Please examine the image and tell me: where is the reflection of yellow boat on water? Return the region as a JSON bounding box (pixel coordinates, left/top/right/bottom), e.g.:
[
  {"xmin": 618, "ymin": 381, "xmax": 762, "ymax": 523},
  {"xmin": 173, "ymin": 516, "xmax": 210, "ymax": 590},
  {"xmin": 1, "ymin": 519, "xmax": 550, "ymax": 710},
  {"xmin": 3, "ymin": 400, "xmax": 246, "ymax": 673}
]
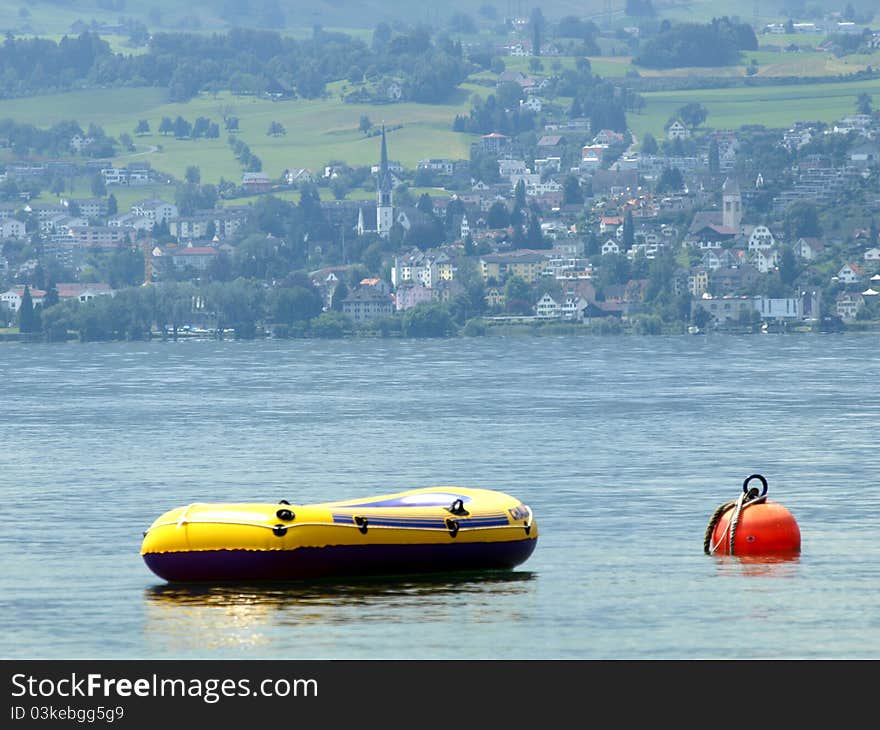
[{"xmin": 142, "ymin": 486, "xmax": 538, "ymax": 583}]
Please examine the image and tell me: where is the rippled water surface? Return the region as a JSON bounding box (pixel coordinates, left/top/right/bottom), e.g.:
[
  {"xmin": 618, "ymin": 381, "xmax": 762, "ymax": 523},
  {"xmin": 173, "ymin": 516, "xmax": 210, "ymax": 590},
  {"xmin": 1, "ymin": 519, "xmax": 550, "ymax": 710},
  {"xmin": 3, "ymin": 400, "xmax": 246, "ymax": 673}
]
[{"xmin": 1, "ymin": 334, "xmax": 878, "ymax": 659}]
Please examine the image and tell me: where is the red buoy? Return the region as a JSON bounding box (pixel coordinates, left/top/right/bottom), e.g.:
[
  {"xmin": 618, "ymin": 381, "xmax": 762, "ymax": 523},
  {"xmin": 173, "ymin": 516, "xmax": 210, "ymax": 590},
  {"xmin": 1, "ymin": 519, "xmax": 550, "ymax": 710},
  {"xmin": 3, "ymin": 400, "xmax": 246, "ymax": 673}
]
[{"xmin": 704, "ymin": 474, "xmax": 801, "ymax": 557}]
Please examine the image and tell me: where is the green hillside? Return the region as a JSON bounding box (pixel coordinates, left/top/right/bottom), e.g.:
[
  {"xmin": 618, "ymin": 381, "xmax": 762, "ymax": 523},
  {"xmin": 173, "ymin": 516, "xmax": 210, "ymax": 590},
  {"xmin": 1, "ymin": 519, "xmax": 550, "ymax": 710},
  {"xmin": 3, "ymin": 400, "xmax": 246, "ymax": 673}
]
[
  {"xmin": 0, "ymin": 84, "xmax": 481, "ymax": 185},
  {"xmin": 0, "ymin": 0, "xmax": 611, "ymax": 36}
]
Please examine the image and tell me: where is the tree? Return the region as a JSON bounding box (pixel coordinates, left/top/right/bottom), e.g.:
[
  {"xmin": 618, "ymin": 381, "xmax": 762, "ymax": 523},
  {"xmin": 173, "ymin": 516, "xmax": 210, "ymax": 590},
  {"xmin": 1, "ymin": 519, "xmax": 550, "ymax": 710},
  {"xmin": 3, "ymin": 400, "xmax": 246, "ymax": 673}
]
[
  {"xmin": 173, "ymin": 116, "xmax": 192, "ymax": 138},
  {"xmin": 107, "ymin": 193, "xmax": 118, "ymax": 216},
  {"xmin": 17, "ymin": 285, "xmax": 39, "ymax": 333},
  {"xmin": 487, "ymin": 200, "xmax": 509, "ymax": 229},
  {"xmin": 331, "ymin": 279, "xmax": 348, "ymax": 311},
  {"xmin": 622, "ymin": 209, "xmax": 635, "ymax": 247},
  {"xmin": 504, "ymin": 275, "xmax": 532, "ymax": 314},
  {"xmin": 641, "ymin": 132, "xmax": 658, "ymax": 154},
  {"xmin": 267, "ymin": 121, "xmax": 286, "ymax": 136},
  {"xmin": 785, "ymin": 201, "xmax": 822, "ymax": 239},
  {"xmin": 678, "ymin": 102, "xmax": 708, "ymax": 130},
  {"xmin": 563, "ymin": 174, "xmax": 583, "ymax": 205},
  {"xmin": 527, "ymin": 214, "xmax": 546, "ymax": 248},
  {"xmin": 329, "ymin": 176, "xmax": 349, "ymax": 200},
  {"xmin": 44, "ymin": 282, "xmax": 59, "ymax": 308},
  {"xmin": 359, "ymin": 115, "xmax": 372, "ymax": 135},
  {"xmin": 857, "ymin": 93, "xmax": 873, "ymax": 115},
  {"xmin": 185, "ymin": 166, "xmax": 201, "ymax": 185},
  {"xmin": 191, "ymin": 116, "xmax": 211, "ymax": 138},
  {"xmin": 530, "ymin": 7, "xmax": 545, "ymax": 56},
  {"xmin": 778, "ymin": 245, "xmax": 799, "ymax": 288},
  {"xmin": 708, "ymin": 139, "xmax": 720, "ymax": 174},
  {"xmin": 135, "ymin": 119, "xmax": 150, "ymax": 135},
  {"xmin": 655, "ymin": 166, "xmax": 684, "ymax": 193},
  {"xmin": 402, "ymin": 303, "xmax": 456, "ymax": 337},
  {"xmin": 90, "ymin": 172, "xmax": 106, "ymax": 197},
  {"xmin": 372, "ymin": 21, "xmax": 392, "ymax": 52},
  {"xmin": 417, "ymin": 193, "xmax": 434, "ymax": 216},
  {"xmin": 270, "ymin": 286, "xmax": 323, "ymax": 325},
  {"xmin": 158, "ymin": 116, "xmax": 173, "ymax": 136},
  {"xmin": 514, "ymin": 179, "xmax": 527, "ymax": 210}
]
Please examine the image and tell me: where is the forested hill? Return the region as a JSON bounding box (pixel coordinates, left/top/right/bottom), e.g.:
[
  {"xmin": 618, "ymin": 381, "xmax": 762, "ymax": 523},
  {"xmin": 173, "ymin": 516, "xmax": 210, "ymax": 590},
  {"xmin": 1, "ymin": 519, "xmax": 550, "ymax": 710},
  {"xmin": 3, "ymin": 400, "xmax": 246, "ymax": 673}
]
[{"xmin": 0, "ymin": 27, "xmax": 470, "ymax": 102}]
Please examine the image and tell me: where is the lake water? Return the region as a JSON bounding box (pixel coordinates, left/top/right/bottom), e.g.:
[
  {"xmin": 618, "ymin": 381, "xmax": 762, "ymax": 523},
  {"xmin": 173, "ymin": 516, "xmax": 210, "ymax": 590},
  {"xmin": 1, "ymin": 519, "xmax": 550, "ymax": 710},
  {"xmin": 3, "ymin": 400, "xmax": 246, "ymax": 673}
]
[{"xmin": 1, "ymin": 333, "xmax": 878, "ymax": 660}]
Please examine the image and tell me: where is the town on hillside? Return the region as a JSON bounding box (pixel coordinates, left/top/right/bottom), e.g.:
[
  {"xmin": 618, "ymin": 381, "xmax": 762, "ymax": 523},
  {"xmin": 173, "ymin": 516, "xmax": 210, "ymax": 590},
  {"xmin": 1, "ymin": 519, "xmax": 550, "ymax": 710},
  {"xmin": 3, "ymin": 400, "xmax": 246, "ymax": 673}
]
[{"xmin": 3, "ymin": 6, "xmax": 880, "ymax": 340}]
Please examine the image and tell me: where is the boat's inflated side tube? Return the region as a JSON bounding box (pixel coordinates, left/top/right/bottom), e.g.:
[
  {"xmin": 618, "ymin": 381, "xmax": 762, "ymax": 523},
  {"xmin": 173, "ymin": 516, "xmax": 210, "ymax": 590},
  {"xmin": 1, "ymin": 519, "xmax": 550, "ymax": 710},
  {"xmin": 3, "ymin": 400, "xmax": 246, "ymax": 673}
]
[{"xmin": 141, "ymin": 486, "xmax": 538, "ymax": 582}]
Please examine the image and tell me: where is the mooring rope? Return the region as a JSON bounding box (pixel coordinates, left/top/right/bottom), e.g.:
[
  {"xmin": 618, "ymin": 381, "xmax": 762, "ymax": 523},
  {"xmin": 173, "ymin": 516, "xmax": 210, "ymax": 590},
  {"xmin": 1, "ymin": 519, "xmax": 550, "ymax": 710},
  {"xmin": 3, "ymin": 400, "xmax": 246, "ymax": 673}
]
[{"xmin": 703, "ymin": 486, "xmax": 768, "ymax": 555}]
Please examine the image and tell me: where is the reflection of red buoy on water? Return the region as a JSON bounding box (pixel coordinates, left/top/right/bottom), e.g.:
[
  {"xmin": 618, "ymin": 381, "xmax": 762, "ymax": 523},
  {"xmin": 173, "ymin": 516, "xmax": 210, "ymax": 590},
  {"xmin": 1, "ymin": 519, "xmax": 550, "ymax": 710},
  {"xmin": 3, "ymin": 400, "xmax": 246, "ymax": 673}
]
[{"xmin": 703, "ymin": 474, "xmax": 801, "ymax": 557}]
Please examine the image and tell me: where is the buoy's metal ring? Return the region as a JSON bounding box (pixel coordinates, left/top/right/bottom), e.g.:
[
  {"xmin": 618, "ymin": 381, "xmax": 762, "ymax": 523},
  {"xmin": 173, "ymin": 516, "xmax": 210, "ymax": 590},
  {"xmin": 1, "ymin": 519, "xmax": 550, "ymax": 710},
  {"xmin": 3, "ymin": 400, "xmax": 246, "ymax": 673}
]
[{"xmin": 742, "ymin": 473, "xmax": 768, "ymax": 497}]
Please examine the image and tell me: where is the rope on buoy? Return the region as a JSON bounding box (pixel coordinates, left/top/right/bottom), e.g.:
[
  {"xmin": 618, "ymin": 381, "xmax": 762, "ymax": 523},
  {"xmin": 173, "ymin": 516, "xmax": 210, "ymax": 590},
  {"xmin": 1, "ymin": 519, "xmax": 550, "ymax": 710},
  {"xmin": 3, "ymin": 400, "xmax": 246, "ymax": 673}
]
[{"xmin": 703, "ymin": 474, "xmax": 769, "ymax": 555}]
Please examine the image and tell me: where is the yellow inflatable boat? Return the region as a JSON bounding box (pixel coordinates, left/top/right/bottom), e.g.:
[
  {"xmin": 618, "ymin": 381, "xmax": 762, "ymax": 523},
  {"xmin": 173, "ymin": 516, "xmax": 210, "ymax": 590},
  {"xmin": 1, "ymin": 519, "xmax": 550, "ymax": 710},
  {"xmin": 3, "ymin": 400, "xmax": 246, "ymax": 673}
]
[{"xmin": 141, "ymin": 486, "xmax": 538, "ymax": 582}]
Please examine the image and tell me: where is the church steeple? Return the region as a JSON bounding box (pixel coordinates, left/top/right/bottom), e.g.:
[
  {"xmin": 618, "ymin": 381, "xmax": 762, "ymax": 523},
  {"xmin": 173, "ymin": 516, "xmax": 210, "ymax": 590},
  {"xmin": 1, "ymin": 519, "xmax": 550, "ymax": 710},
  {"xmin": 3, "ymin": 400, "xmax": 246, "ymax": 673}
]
[
  {"xmin": 722, "ymin": 176, "xmax": 742, "ymax": 231},
  {"xmin": 379, "ymin": 124, "xmax": 389, "ymax": 176},
  {"xmin": 376, "ymin": 123, "xmax": 393, "ymax": 238}
]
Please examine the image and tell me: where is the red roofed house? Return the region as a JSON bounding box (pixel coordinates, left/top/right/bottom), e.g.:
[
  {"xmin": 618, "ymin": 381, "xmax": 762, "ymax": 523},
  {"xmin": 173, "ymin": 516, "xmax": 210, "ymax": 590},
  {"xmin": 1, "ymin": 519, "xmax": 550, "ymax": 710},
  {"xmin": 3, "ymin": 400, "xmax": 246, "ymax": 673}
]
[
  {"xmin": 836, "ymin": 263, "xmax": 863, "ymax": 284},
  {"xmin": 599, "ymin": 216, "xmax": 623, "ymax": 235},
  {"xmin": 56, "ymin": 282, "xmax": 113, "ymax": 303},
  {"xmin": 1, "ymin": 286, "xmax": 46, "ymax": 312},
  {"xmin": 170, "ymin": 245, "xmax": 219, "ymax": 271}
]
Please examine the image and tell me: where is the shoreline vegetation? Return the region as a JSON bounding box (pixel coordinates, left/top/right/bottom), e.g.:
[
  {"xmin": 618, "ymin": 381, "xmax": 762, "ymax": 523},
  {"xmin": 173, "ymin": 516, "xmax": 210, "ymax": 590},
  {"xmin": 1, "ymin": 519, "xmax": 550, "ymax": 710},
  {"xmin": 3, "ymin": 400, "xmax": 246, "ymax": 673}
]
[{"xmin": 3, "ymin": 316, "xmax": 878, "ymax": 343}]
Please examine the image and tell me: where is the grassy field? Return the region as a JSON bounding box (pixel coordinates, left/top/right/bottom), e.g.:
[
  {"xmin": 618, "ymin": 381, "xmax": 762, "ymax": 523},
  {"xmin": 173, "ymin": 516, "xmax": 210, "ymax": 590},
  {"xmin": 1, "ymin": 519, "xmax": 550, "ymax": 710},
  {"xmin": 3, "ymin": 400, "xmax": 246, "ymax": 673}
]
[
  {"xmin": 6, "ymin": 67, "xmax": 880, "ymax": 190},
  {"xmin": 628, "ymin": 76, "xmax": 880, "ymax": 143},
  {"xmin": 0, "ymin": 84, "xmax": 483, "ymax": 186},
  {"xmin": 0, "ymin": 0, "xmax": 609, "ymax": 36}
]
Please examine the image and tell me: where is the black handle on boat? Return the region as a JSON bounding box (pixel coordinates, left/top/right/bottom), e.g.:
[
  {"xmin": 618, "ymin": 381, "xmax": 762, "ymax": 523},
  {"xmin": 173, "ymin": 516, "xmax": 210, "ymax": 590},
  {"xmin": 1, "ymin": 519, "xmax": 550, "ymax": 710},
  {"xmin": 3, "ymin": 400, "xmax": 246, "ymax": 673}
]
[
  {"xmin": 742, "ymin": 473, "xmax": 768, "ymax": 498},
  {"xmin": 447, "ymin": 498, "xmax": 469, "ymax": 516},
  {"xmin": 272, "ymin": 525, "xmax": 288, "ymax": 537},
  {"xmin": 445, "ymin": 518, "xmax": 460, "ymax": 538},
  {"xmin": 276, "ymin": 508, "xmax": 295, "ymax": 521},
  {"xmin": 354, "ymin": 516, "xmax": 368, "ymax": 534}
]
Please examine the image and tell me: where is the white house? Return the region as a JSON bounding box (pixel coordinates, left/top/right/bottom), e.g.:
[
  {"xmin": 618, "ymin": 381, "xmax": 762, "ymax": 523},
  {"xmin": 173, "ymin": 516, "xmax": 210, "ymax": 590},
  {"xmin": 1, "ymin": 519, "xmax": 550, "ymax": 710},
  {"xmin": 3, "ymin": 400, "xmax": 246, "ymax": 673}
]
[
  {"xmin": 108, "ymin": 212, "xmax": 154, "ymax": 232},
  {"xmin": 747, "ymin": 225, "xmax": 775, "ymax": 251},
  {"xmin": 754, "ymin": 248, "xmax": 778, "ymax": 274},
  {"xmin": 666, "ymin": 119, "xmax": 690, "ymax": 140},
  {"xmin": 1, "ymin": 286, "xmax": 45, "ymax": 311},
  {"xmin": 795, "ymin": 237, "xmax": 824, "ymax": 260},
  {"xmin": 863, "ymin": 247, "xmax": 880, "ymax": 262},
  {"xmin": 535, "ymin": 292, "xmax": 560, "ymax": 318},
  {"xmin": 836, "ymin": 291, "xmax": 864, "ymax": 320},
  {"xmin": 837, "ymin": 263, "xmax": 864, "ymax": 284},
  {"xmin": 131, "ymin": 199, "xmax": 178, "ymax": 227},
  {"xmin": 498, "ymin": 159, "xmax": 529, "ymax": 179},
  {"xmin": 601, "ymin": 239, "xmax": 620, "ymax": 255},
  {"xmin": 283, "ymin": 168, "xmax": 313, "ymax": 185},
  {"xmin": 0, "ymin": 218, "xmax": 26, "ymax": 239}
]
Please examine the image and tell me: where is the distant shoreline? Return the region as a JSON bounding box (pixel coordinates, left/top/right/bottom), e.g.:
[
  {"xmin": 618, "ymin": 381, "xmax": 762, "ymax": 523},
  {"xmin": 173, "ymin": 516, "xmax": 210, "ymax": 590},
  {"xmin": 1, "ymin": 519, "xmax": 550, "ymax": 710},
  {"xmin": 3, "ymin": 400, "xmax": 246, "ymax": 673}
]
[{"xmin": 4, "ymin": 320, "xmax": 880, "ymax": 343}]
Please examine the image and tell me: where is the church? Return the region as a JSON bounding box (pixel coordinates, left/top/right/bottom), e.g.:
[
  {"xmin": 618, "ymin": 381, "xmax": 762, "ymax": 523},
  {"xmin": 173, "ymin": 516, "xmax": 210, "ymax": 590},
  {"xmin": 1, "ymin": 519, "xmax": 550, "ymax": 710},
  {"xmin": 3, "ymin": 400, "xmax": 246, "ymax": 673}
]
[
  {"xmin": 356, "ymin": 125, "xmax": 394, "ymax": 239},
  {"xmin": 687, "ymin": 176, "xmax": 743, "ymax": 247}
]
